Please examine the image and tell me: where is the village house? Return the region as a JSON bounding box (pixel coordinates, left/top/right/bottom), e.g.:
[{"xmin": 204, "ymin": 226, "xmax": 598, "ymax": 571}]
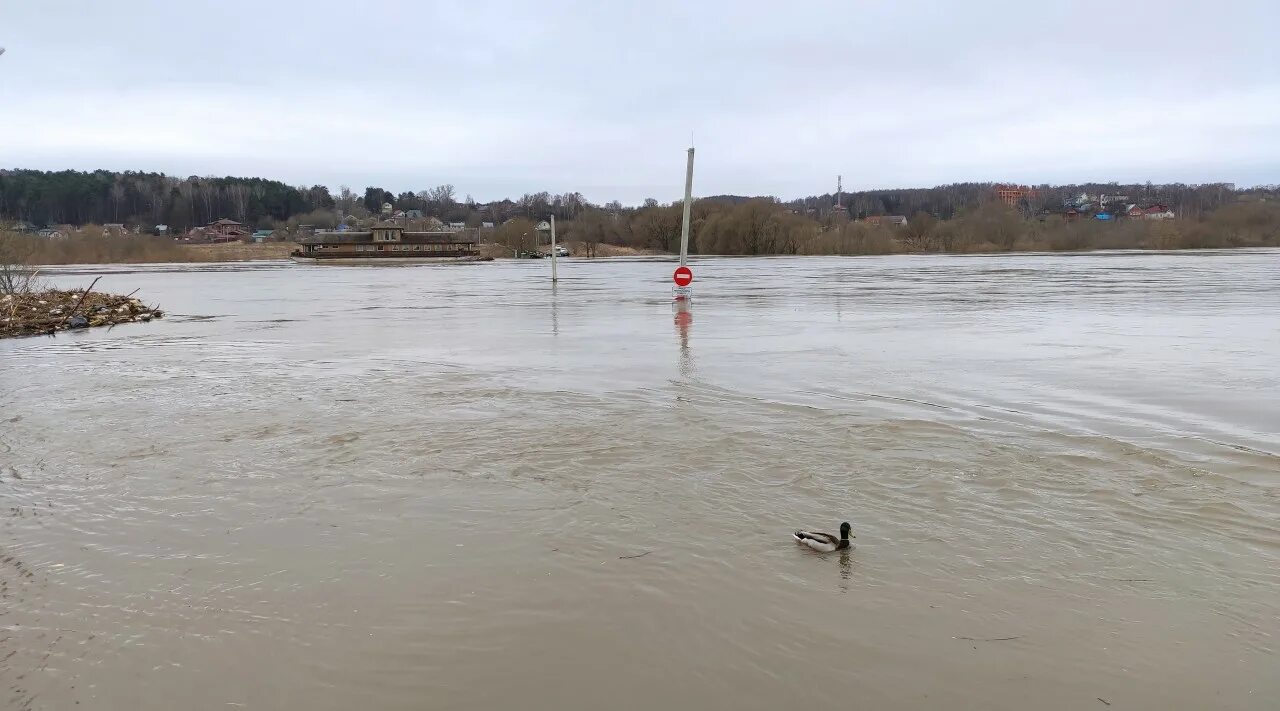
[
  {"xmin": 1126, "ymin": 204, "xmax": 1175, "ymax": 220},
  {"xmin": 996, "ymin": 185, "xmax": 1037, "ymax": 206},
  {"xmin": 864, "ymin": 215, "xmax": 908, "ymax": 228},
  {"xmin": 206, "ymin": 218, "xmax": 248, "ymax": 242}
]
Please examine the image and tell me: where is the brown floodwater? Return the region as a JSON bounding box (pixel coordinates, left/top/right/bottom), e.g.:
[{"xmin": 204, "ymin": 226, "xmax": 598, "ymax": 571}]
[{"xmin": 2, "ymin": 251, "xmax": 1278, "ymax": 710}]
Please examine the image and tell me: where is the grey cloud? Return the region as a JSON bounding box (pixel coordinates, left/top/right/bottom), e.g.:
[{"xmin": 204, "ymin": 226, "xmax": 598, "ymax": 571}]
[{"xmin": 1, "ymin": 0, "xmax": 1277, "ymax": 203}]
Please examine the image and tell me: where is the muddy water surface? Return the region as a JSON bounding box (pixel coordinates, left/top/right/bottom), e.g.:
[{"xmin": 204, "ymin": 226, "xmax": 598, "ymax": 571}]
[{"xmin": 2, "ymin": 251, "xmax": 1278, "ymax": 710}]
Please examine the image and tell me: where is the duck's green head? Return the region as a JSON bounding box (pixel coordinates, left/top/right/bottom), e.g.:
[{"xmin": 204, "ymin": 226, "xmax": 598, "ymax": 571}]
[{"xmin": 840, "ymin": 522, "xmax": 854, "ymax": 538}]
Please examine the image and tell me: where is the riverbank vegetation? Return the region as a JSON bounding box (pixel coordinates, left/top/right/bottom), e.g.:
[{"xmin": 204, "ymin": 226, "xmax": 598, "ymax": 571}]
[
  {"xmin": 3, "ymin": 168, "xmax": 1277, "ymax": 260},
  {"xmin": 3, "ymin": 199, "xmax": 1276, "ymax": 265},
  {"xmin": 553, "ymin": 198, "xmax": 1280, "ymax": 256},
  {"xmin": 0, "ymin": 231, "xmax": 291, "ymax": 265}
]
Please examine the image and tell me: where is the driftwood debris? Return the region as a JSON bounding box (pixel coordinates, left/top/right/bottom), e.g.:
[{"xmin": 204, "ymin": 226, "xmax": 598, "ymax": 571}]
[
  {"xmin": 1, "ymin": 287, "xmax": 163, "ymax": 339},
  {"xmin": 54, "ymin": 276, "xmax": 101, "ymax": 330}
]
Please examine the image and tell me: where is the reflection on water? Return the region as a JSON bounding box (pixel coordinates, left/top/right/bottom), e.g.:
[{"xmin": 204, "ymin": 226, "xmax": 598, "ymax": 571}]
[
  {"xmin": 2, "ymin": 251, "xmax": 1279, "ymax": 710},
  {"xmin": 674, "ymin": 298, "xmax": 693, "ymax": 378},
  {"xmin": 550, "ymin": 282, "xmax": 560, "ymax": 337}
]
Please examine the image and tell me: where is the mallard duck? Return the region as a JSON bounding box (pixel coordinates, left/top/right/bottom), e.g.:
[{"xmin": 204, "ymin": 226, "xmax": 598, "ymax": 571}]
[{"xmin": 793, "ymin": 522, "xmax": 854, "ymax": 552}]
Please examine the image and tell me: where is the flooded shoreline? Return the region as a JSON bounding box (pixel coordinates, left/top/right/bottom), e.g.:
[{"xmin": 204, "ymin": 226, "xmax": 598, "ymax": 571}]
[{"xmin": 2, "ymin": 251, "xmax": 1277, "ymax": 709}]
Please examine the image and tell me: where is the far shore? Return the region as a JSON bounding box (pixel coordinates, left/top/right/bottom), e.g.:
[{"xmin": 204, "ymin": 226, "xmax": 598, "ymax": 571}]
[
  {"xmin": 4, "ymin": 232, "xmax": 1277, "ymax": 267},
  {"xmin": 7, "ymin": 239, "xmax": 656, "ymax": 265}
]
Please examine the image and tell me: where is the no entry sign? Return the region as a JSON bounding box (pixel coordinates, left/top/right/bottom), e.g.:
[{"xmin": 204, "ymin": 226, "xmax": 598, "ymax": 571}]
[{"xmin": 673, "ymin": 266, "xmax": 693, "ymax": 287}]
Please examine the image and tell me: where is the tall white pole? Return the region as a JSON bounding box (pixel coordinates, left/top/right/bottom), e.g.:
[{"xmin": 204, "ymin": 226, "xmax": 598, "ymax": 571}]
[
  {"xmin": 679, "ymin": 146, "xmax": 695, "ymax": 266},
  {"xmin": 550, "ymin": 214, "xmax": 558, "ymax": 282}
]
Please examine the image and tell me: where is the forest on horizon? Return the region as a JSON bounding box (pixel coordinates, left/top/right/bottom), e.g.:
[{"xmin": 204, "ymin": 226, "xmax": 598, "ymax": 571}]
[{"xmin": 2, "ymin": 167, "xmax": 1274, "ymax": 232}]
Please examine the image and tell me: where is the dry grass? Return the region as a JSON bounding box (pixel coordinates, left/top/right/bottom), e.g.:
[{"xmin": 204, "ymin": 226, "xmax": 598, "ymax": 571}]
[
  {"xmin": 179, "ymin": 242, "xmax": 294, "ymax": 261},
  {"xmin": 1, "ymin": 231, "xmax": 295, "ymax": 264},
  {"xmin": 6, "ymin": 200, "xmax": 1277, "ymax": 267},
  {"xmin": 478, "ymin": 242, "xmax": 651, "ymax": 259},
  {"xmin": 568, "ymin": 242, "xmax": 652, "ymax": 257},
  {"xmin": 799, "ymin": 202, "xmax": 1280, "ymax": 256}
]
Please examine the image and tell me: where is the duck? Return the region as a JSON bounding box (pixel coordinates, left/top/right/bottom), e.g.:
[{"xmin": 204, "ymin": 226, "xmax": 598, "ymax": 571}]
[{"xmin": 793, "ymin": 522, "xmax": 854, "ymax": 552}]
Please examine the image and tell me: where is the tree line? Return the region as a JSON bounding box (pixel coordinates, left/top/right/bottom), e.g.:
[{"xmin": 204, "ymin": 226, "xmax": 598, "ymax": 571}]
[
  {"xmin": 0, "ymin": 169, "xmax": 600, "ymax": 232},
  {"xmin": 2, "ymin": 168, "xmax": 1275, "ymax": 245},
  {"xmin": 765, "ymin": 181, "xmax": 1259, "ymax": 222},
  {"xmin": 0, "ymin": 170, "xmax": 323, "ymax": 231},
  {"xmin": 544, "ymin": 196, "xmax": 1280, "ymax": 256}
]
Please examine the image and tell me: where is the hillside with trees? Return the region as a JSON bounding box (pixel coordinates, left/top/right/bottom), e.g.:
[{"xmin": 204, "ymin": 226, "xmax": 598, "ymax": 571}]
[
  {"xmin": 0, "ymin": 169, "xmax": 595, "ymax": 234},
  {"xmin": 785, "ymin": 181, "xmax": 1255, "ymax": 222},
  {"xmin": 2, "ymin": 169, "xmax": 1277, "ymax": 261},
  {"xmin": 541, "ymin": 198, "xmax": 1280, "ymax": 257}
]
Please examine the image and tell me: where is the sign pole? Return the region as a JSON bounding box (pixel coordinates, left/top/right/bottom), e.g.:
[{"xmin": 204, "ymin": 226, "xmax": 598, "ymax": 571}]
[
  {"xmin": 678, "ymin": 146, "xmax": 694, "ymax": 266},
  {"xmin": 550, "ymin": 215, "xmax": 558, "ymax": 283}
]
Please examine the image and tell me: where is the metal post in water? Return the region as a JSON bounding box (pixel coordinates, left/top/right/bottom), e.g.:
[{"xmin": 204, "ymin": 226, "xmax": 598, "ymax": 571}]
[
  {"xmin": 679, "ymin": 146, "xmax": 695, "ymax": 266},
  {"xmin": 550, "ymin": 214, "xmax": 558, "ymax": 283}
]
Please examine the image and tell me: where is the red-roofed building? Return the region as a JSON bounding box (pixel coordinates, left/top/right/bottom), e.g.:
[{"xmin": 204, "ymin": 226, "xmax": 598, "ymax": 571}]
[
  {"xmin": 206, "ymin": 218, "xmax": 248, "ymax": 242},
  {"xmin": 1126, "ymin": 204, "xmax": 1175, "ymax": 220},
  {"xmin": 996, "ymin": 184, "xmax": 1037, "ymax": 206}
]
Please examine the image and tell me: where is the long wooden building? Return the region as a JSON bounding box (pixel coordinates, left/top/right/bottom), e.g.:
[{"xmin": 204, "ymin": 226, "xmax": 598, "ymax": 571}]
[{"xmin": 292, "ymin": 222, "xmax": 481, "ymax": 262}]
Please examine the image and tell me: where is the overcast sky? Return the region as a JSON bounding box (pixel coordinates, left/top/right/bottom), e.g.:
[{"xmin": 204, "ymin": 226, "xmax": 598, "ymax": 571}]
[{"xmin": 2, "ymin": 0, "xmax": 1277, "ymax": 203}]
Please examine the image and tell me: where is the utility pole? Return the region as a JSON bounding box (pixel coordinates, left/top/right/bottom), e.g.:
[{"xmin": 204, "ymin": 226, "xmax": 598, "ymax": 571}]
[
  {"xmin": 679, "ymin": 146, "xmax": 695, "ymax": 266},
  {"xmin": 550, "ymin": 214, "xmax": 558, "ymax": 282}
]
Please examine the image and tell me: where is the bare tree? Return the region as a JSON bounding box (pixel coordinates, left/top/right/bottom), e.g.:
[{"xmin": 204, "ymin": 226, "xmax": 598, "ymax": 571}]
[
  {"xmin": 0, "ymin": 234, "xmax": 42, "ymax": 295},
  {"xmin": 109, "ymin": 182, "xmax": 126, "ymax": 222},
  {"xmin": 336, "ymin": 186, "xmax": 357, "ymax": 215},
  {"xmin": 227, "ymin": 184, "xmax": 249, "ymax": 222},
  {"xmin": 430, "ymin": 184, "xmax": 456, "ymax": 211}
]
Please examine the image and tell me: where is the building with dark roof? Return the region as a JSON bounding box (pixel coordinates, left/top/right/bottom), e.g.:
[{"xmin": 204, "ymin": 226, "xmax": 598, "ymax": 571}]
[{"xmin": 292, "ymin": 222, "xmax": 480, "ymax": 261}]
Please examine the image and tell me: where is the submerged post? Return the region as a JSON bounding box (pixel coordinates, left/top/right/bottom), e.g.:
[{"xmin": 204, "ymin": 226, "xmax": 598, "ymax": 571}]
[
  {"xmin": 550, "ymin": 214, "xmax": 558, "ymax": 282},
  {"xmin": 679, "ymin": 146, "xmax": 694, "ymax": 266}
]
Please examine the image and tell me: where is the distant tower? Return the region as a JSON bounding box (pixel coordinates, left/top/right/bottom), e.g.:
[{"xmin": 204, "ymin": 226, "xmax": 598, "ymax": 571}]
[{"xmin": 834, "ymin": 175, "xmax": 848, "ymax": 216}]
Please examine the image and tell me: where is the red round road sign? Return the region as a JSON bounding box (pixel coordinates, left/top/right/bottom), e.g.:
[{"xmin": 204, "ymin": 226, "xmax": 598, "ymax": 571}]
[{"xmin": 673, "ymin": 266, "xmax": 693, "ymax": 287}]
